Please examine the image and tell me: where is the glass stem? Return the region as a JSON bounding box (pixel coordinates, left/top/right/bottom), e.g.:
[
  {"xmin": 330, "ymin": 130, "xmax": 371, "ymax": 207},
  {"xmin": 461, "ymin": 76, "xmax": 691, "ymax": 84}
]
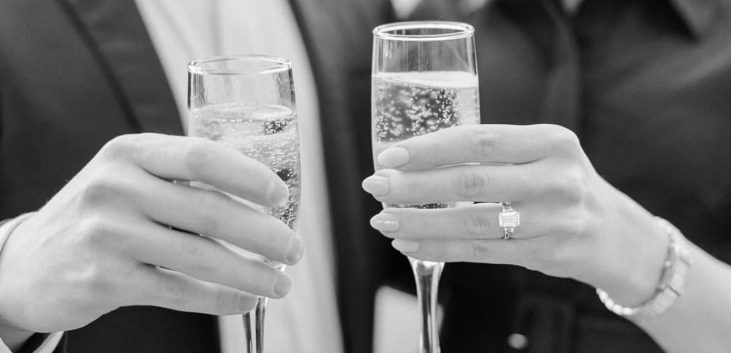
[
  {"xmin": 243, "ymin": 297, "xmax": 268, "ymax": 353},
  {"xmin": 243, "ymin": 311, "xmax": 255, "ymax": 353},
  {"xmin": 409, "ymin": 257, "xmax": 444, "ymax": 353},
  {"xmin": 243, "ymin": 261, "xmax": 283, "ymax": 353}
]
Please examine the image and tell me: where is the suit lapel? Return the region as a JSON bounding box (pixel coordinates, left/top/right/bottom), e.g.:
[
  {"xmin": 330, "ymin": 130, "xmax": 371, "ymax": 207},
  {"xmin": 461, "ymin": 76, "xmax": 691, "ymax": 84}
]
[
  {"xmin": 56, "ymin": 0, "xmax": 182, "ymax": 135},
  {"xmin": 50, "ymin": 2, "xmax": 219, "ymax": 352}
]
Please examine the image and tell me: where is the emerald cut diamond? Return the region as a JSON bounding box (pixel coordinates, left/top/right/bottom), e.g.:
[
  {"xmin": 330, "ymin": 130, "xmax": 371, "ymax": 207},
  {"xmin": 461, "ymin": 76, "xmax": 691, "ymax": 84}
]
[{"xmin": 498, "ymin": 204, "xmax": 520, "ymax": 229}]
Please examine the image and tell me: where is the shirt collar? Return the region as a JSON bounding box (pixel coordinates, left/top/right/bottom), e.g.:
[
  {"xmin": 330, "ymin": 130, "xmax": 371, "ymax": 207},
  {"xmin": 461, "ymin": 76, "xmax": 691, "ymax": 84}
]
[{"xmin": 667, "ymin": 0, "xmax": 720, "ymax": 37}]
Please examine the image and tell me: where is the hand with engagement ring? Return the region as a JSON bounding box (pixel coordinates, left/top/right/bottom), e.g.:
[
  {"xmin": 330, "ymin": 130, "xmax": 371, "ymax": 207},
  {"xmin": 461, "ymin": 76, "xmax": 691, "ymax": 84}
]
[
  {"xmin": 361, "ymin": 124, "xmax": 675, "ymax": 308},
  {"xmin": 362, "ymin": 123, "xmax": 731, "ymax": 353}
]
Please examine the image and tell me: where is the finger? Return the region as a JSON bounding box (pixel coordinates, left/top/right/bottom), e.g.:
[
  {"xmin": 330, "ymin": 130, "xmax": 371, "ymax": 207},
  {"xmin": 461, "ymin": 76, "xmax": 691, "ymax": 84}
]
[
  {"xmin": 370, "ymin": 202, "xmax": 540, "ymax": 240},
  {"xmin": 128, "ymin": 222, "xmax": 293, "ymax": 299},
  {"xmin": 364, "ymin": 164, "xmax": 541, "ymax": 204},
  {"xmin": 106, "ymin": 133, "xmax": 288, "ymax": 208},
  {"xmin": 375, "ymin": 124, "xmax": 578, "ymax": 171},
  {"xmin": 127, "ymin": 266, "xmax": 258, "ymax": 315},
  {"xmin": 389, "ymin": 238, "xmax": 543, "ymax": 266},
  {"xmin": 136, "ymin": 177, "xmax": 302, "ymax": 265}
]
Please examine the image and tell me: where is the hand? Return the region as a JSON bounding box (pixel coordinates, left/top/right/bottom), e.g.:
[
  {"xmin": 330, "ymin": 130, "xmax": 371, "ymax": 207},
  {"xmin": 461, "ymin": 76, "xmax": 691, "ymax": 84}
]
[
  {"xmin": 363, "ymin": 124, "xmax": 668, "ymax": 306},
  {"xmin": 0, "ymin": 133, "xmax": 303, "ymax": 336}
]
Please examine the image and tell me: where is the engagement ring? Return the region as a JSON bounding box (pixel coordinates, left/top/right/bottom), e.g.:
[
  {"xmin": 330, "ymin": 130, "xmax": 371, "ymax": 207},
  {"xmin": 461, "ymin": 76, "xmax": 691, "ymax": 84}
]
[{"xmin": 498, "ymin": 202, "xmax": 520, "ymax": 240}]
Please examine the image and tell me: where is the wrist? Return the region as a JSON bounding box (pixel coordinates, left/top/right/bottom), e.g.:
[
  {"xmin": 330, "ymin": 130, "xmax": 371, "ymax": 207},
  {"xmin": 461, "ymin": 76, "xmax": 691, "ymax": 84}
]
[
  {"xmin": 582, "ymin": 191, "xmax": 669, "ymax": 306},
  {"xmin": 0, "ymin": 213, "xmax": 39, "ymax": 350},
  {"xmin": 602, "ymin": 220, "xmax": 668, "ymax": 306},
  {"xmin": 597, "ymin": 217, "xmax": 691, "ymax": 320}
]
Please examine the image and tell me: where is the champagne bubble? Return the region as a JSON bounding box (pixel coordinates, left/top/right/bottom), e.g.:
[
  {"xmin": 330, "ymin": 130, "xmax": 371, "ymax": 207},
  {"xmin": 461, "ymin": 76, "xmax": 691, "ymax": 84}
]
[
  {"xmin": 372, "ymin": 71, "xmax": 480, "ymax": 210},
  {"xmin": 190, "ymin": 104, "xmax": 301, "ymax": 229}
]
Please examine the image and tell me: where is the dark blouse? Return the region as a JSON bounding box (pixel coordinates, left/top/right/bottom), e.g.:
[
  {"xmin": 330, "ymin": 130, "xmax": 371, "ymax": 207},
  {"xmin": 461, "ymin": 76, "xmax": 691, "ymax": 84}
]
[{"xmin": 420, "ymin": 0, "xmax": 731, "ymax": 352}]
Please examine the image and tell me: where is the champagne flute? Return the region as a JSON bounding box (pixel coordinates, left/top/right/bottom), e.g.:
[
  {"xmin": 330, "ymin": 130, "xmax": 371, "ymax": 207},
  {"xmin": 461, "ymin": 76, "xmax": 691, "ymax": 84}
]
[
  {"xmin": 187, "ymin": 55, "xmax": 301, "ymax": 353},
  {"xmin": 371, "ymin": 22, "xmax": 479, "ymax": 353}
]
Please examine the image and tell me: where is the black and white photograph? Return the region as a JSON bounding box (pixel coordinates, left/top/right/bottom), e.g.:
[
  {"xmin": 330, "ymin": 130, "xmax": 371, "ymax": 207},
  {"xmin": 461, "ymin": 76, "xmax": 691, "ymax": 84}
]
[{"xmin": 1, "ymin": 0, "xmax": 729, "ymax": 352}]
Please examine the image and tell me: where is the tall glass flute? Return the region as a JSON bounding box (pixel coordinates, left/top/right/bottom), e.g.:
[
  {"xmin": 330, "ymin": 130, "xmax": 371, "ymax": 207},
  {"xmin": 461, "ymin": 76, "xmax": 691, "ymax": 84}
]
[
  {"xmin": 188, "ymin": 56, "xmax": 301, "ymax": 353},
  {"xmin": 372, "ymin": 22, "xmax": 479, "ymax": 353}
]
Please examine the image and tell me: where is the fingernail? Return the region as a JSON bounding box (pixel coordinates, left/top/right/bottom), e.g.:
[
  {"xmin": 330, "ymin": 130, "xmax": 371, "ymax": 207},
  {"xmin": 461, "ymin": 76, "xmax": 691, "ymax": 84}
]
[
  {"xmin": 370, "ymin": 213, "xmax": 399, "ymax": 232},
  {"xmin": 392, "ymin": 239, "xmax": 419, "ymax": 253},
  {"xmin": 286, "ymin": 237, "xmax": 304, "ymax": 264},
  {"xmin": 269, "ymin": 180, "xmax": 289, "ymax": 207},
  {"xmin": 378, "ymin": 147, "xmax": 410, "ymax": 168},
  {"xmin": 362, "ymin": 175, "xmax": 389, "ymax": 196},
  {"xmin": 273, "ymin": 274, "xmax": 292, "ymax": 298}
]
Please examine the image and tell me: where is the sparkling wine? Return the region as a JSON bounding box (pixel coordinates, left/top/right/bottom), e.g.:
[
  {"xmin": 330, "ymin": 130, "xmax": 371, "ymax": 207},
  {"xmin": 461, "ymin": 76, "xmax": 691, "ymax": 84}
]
[
  {"xmin": 372, "ymin": 71, "xmax": 480, "ymax": 209},
  {"xmin": 189, "ymin": 103, "xmax": 300, "ymax": 229}
]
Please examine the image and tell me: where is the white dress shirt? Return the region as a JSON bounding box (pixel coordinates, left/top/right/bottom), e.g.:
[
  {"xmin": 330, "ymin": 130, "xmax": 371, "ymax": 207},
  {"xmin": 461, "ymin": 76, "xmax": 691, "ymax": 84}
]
[{"xmin": 0, "ymin": 215, "xmax": 64, "ymax": 353}]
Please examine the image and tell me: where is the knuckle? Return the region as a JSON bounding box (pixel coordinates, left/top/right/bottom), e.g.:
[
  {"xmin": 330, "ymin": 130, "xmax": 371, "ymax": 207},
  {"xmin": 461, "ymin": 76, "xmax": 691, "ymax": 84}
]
[
  {"xmin": 559, "ymin": 166, "xmax": 589, "ymax": 204},
  {"xmin": 451, "ymin": 171, "xmax": 487, "ymax": 199},
  {"xmin": 236, "ymin": 294, "xmax": 256, "ymax": 313},
  {"xmin": 544, "ymin": 125, "xmax": 581, "ymax": 156},
  {"xmin": 182, "ymin": 140, "xmax": 214, "ymax": 176},
  {"xmin": 434, "ymin": 241, "xmax": 449, "ymax": 261},
  {"xmin": 524, "ymin": 236, "xmax": 578, "ymax": 276},
  {"xmin": 470, "ymin": 241, "xmax": 492, "ymax": 260},
  {"xmin": 464, "ymin": 209, "xmax": 493, "ymax": 238},
  {"xmin": 561, "ymin": 213, "xmax": 587, "ymax": 239},
  {"xmin": 540, "ymin": 245, "xmax": 574, "ymax": 275},
  {"xmin": 80, "ymin": 174, "xmax": 121, "ymax": 205},
  {"xmin": 74, "ymin": 262, "xmax": 113, "ymax": 297},
  {"xmin": 212, "ymin": 287, "xmax": 237, "ymax": 314},
  {"xmin": 128, "ymin": 133, "xmax": 155, "ymax": 166},
  {"xmin": 468, "ymin": 127, "xmax": 501, "ymax": 158},
  {"xmin": 88, "ymin": 273, "xmax": 114, "ymax": 298},
  {"xmin": 166, "ymin": 278, "xmax": 195, "ymax": 308},
  {"xmin": 183, "ymin": 238, "xmax": 217, "ymax": 274},
  {"xmin": 267, "ymin": 269, "xmax": 285, "ymax": 297},
  {"xmin": 99, "ymin": 134, "xmax": 138, "ymax": 159},
  {"xmin": 195, "ymin": 191, "xmax": 230, "ymax": 235},
  {"xmin": 77, "ymin": 215, "xmax": 116, "ymax": 249},
  {"xmin": 541, "ymin": 165, "xmax": 588, "ymax": 205}
]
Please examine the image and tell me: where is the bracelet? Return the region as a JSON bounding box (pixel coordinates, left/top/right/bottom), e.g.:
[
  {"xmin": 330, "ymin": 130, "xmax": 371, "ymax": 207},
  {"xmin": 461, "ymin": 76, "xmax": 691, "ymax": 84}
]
[{"xmin": 596, "ymin": 217, "xmax": 691, "ymax": 321}]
